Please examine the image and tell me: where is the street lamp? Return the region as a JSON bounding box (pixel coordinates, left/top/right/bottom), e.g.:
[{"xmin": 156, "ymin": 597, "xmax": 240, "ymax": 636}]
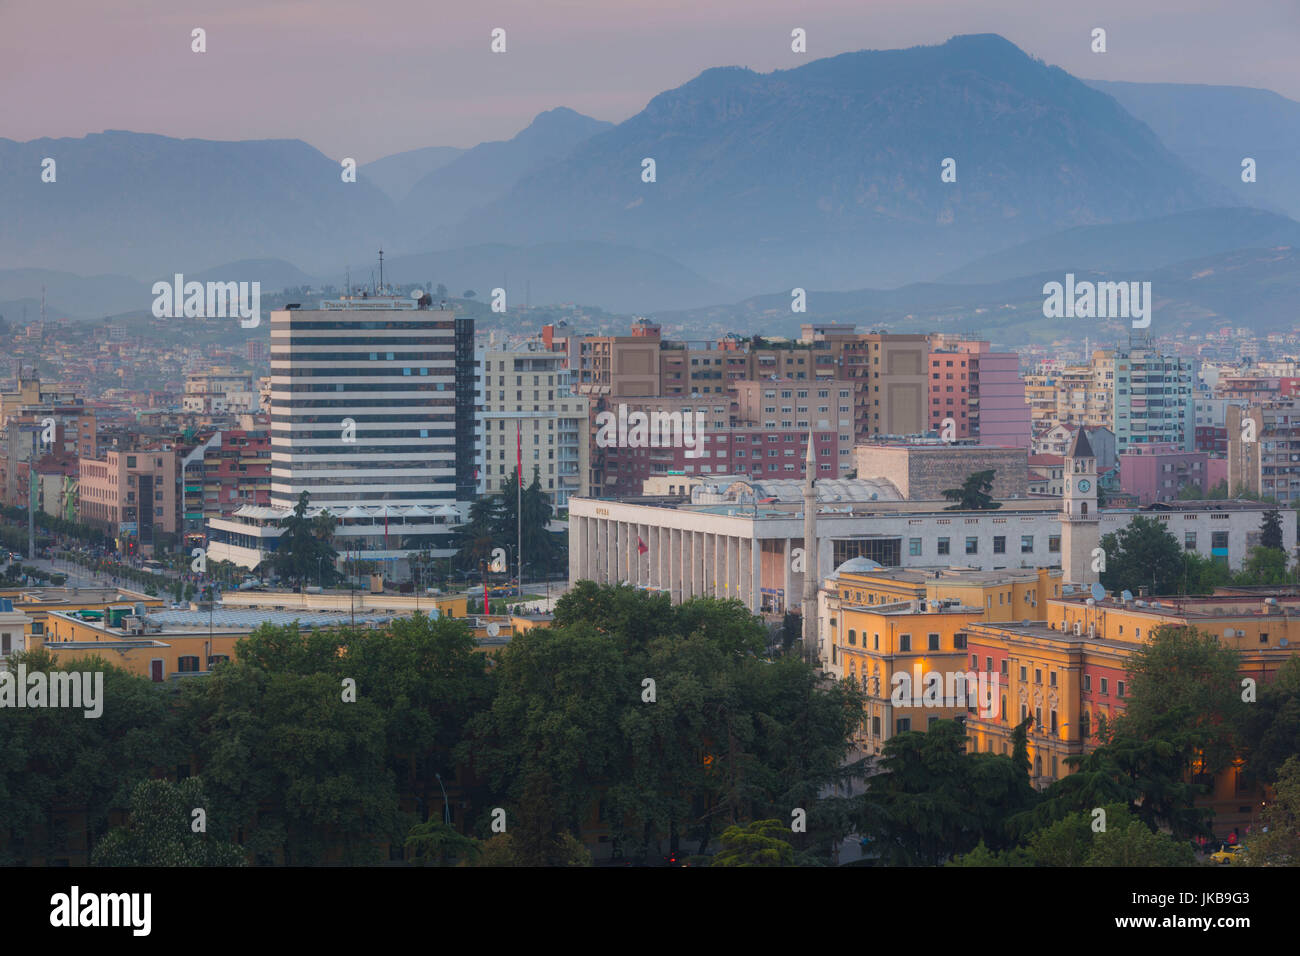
[{"xmin": 435, "ymin": 772, "xmax": 451, "ymax": 826}]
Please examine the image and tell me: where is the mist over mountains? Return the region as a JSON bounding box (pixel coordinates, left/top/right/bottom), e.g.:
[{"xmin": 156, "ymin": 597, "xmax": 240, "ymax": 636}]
[
  {"xmin": 456, "ymin": 34, "xmax": 1233, "ymax": 291},
  {"xmin": 4, "ymin": 33, "xmax": 1300, "ymax": 328}
]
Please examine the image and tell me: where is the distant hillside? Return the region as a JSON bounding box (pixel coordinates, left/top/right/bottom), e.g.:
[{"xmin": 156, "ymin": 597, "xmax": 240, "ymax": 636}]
[
  {"xmin": 406, "ymin": 108, "xmax": 613, "ymax": 244},
  {"xmin": 652, "ymin": 245, "xmax": 1300, "ymax": 343},
  {"xmin": 940, "ymin": 207, "xmax": 1300, "ymax": 283},
  {"xmin": 0, "ymin": 267, "xmax": 147, "ymax": 318},
  {"xmin": 361, "ymin": 146, "xmax": 465, "ymax": 203},
  {"xmin": 0, "ymin": 131, "xmax": 398, "ymax": 278},
  {"xmin": 346, "ymin": 242, "xmax": 735, "ymax": 314},
  {"xmin": 455, "ymin": 34, "xmax": 1233, "ymax": 294},
  {"xmin": 1086, "ymin": 80, "xmax": 1300, "ymax": 221}
]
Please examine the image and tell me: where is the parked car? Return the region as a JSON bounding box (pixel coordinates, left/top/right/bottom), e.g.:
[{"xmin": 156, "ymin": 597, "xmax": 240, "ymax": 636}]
[{"xmin": 1210, "ymin": 844, "xmax": 1243, "ymax": 864}]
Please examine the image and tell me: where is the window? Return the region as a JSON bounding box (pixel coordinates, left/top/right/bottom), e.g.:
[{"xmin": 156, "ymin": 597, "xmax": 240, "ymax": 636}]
[
  {"xmin": 1084, "ymin": 674, "xmax": 1092, "ymax": 692},
  {"xmin": 1050, "ymin": 710, "xmax": 1058, "ymax": 733},
  {"xmin": 954, "ymin": 632, "xmax": 967, "ymax": 649},
  {"xmin": 899, "ymin": 634, "xmax": 911, "ymax": 652},
  {"xmin": 1021, "ymin": 535, "xmax": 1034, "ymax": 553},
  {"xmin": 1049, "ymin": 671, "xmax": 1057, "ymax": 687},
  {"xmin": 896, "ymin": 718, "xmax": 911, "ymax": 734},
  {"xmin": 1019, "ymin": 666, "xmax": 1027, "ymax": 681},
  {"xmin": 1035, "ymin": 669, "xmax": 1043, "ymax": 684},
  {"xmin": 965, "ymin": 537, "xmax": 978, "ymax": 555},
  {"xmin": 848, "ymin": 629, "xmax": 857, "ymax": 646},
  {"xmin": 871, "ymin": 716, "xmax": 881, "ymax": 735},
  {"xmin": 993, "ymin": 536, "xmax": 1006, "ymax": 554},
  {"xmin": 1184, "ymin": 531, "xmax": 1197, "ymax": 550},
  {"xmin": 1100, "ymin": 678, "xmax": 1109, "ymax": 695},
  {"xmin": 928, "ymin": 633, "xmax": 940, "ymax": 651},
  {"xmin": 937, "ymin": 537, "xmax": 950, "ymax": 555},
  {"xmin": 178, "ymin": 655, "xmax": 201, "ymax": 673},
  {"xmin": 1212, "ymin": 531, "xmax": 1229, "ymax": 549},
  {"xmin": 1048, "ymin": 535, "xmax": 1061, "ymax": 553},
  {"xmin": 909, "ymin": 538, "xmax": 922, "ymax": 556},
  {"xmin": 1117, "ymin": 680, "xmax": 1125, "ymax": 698}
]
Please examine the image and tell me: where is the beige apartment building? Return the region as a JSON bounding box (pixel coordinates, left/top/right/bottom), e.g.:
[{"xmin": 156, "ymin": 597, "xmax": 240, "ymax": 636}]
[
  {"xmin": 78, "ymin": 446, "xmax": 178, "ymax": 553},
  {"xmin": 479, "ymin": 343, "xmax": 589, "ymax": 510},
  {"xmin": 1228, "ymin": 399, "xmax": 1300, "ymax": 506}
]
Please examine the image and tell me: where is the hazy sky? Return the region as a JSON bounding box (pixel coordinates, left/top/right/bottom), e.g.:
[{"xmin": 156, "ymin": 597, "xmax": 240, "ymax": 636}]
[{"xmin": 4, "ymin": 0, "xmax": 1298, "ymax": 162}]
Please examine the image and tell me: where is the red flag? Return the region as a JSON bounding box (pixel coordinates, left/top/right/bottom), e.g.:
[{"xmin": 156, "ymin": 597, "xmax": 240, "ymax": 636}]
[{"xmin": 637, "ymin": 536, "xmax": 648, "ymax": 555}]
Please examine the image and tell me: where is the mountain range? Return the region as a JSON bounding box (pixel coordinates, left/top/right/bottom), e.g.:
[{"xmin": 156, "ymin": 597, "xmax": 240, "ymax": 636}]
[{"xmin": 5, "ymin": 33, "xmax": 1300, "ymax": 326}]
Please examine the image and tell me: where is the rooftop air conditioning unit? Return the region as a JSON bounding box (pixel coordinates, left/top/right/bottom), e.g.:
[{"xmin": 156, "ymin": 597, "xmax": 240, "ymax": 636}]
[{"xmin": 1072, "ymin": 622, "xmax": 1082, "ymax": 636}]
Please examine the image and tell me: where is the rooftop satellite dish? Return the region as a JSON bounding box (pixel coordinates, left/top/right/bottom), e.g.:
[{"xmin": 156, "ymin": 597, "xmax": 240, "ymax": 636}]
[
  {"xmin": 486, "ymin": 622, "xmax": 500, "ymax": 638},
  {"xmin": 1090, "ymin": 582, "xmax": 1105, "ymax": 602},
  {"xmin": 1121, "ymin": 589, "xmax": 1133, "ymax": 602},
  {"xmin": 1282, "ymin": 637, "xmax": 1290, "ymax": 647}
]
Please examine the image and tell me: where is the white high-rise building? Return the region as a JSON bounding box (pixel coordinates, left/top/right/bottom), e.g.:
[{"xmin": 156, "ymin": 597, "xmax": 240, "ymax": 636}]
[
  {"xmin": 207, "ymin": 293, "xmax": 475, "ymax": 574},
  {"xmin": 270, "ymin": 295, "xmax": 460, "ymax": 511}
]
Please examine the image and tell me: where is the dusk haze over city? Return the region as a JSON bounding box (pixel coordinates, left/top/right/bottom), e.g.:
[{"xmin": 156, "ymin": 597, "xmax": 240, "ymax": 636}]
[{"xmin": 3, "ymin": 0, "xmax": 1298, "ymax": 936}]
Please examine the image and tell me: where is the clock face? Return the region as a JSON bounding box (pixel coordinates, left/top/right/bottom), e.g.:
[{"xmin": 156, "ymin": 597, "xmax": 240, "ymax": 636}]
[{"xmin": 1078, "ymin": 479, "xmax": 1091, "ymax": 493}]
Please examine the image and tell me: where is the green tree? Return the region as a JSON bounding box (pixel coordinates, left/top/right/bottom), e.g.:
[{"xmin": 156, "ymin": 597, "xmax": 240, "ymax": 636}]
[
  {"xmin": 861, "ymin": 719, "xmax": 1034, "ymax": 865},
  {"xmin": 1237, "ymin": 545, "xmax": 1289, "ymax": 586},
  {"xmin": 942, "ymin": 470, "xmax": 1002, "ymax": 511},
  {"xmin": 1261, "ymin": 509, "xmax": 1285, "ymax": 551},
  {"xmin": 92, "ymin": 778, "xmax": 245, "ymax": 866},
  {"xmin": 1123, "ymin": 624, "xmax": 1246, "ymax": 777},
  {"xmin": 468, "ymin": 583, "xmax": 863, "ymax": 865},
  {"xmin": 1099, "ymin": 515, "xmax": 1184, "ymax": 595},
  {"xmin": 271, "ymin": 491, "xmax": 338, "ymax": 590},
  {"xmin": 495, "ymin": 466, "xmax": 564, "ymax": 577},
  {"xmin": 1083, "ymin": 817, "xmax": 1195, "ymax": 866},
  {"xmin": 1181, "ymin": 551, "xmax": 1233, "ymax": 595},
  {"xmin": 404, "ymin": 820, "xmax": 480, "ymax": 866},
  {"xmin": 1241, "ymin": 656, "xmax": 1300, "ymax": 783},
  {"xmin": 1239, "ymin": 755, "xmax": 1300, "ymax": 867},
  {"xmin": 947, "ymin": 840, "xmax": 1032, "ymax": 867},
  {"xmin": 0, "ymin": 651, "xmax": 185, "ymax": 865},
  {"xmin": 712, "ymin": 819, "xmax": 795, "ymax": 866},
  {"xmin": 453, "ymin": 495, "xmax": 502, "ymax": 570}
]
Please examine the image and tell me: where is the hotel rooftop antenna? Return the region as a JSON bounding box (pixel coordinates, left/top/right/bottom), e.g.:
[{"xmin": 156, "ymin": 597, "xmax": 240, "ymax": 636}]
[{"xmin": 378, "ymin": 248, "xmax": 384, "ymax": 294}]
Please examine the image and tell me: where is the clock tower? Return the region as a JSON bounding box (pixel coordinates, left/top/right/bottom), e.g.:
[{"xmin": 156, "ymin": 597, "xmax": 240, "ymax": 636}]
[{"xmin": 1061, "ymin": 428, "xmax": 1100, "ymax": 587}]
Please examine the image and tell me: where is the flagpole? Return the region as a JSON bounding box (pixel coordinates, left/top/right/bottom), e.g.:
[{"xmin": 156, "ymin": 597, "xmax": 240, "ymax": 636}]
[{"xmin": 517, "ymin": 421, "xmax": 523, "ymax": 597}]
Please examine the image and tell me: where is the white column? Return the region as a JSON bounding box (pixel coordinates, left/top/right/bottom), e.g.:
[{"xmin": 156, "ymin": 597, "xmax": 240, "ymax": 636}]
[
  {"xmin": 570, "ymin": 516, "xmax": 583, "ymax": 583},
  {"xmin": 670, "ymin": 528, "xmax": 681, "ymax": 601},
  {"xmin": 718, "ymin": 535, "xmax": 728, "ymax": 600},
  {"xmin": 750, "ymin": 537, "xmax": 762, "ymax": 613},
  {"xmin": 707, "ymin": 535, "xmax": 717, "ymax": 595},
  {"xmin": 783, "ymin": 537, "xmax": 794, "ymax": 615},
  {"xmin": 727, "ymin": 537, "xmax": 739, "ymax": 602},
  {"xmin": 694, "ymin": 532, "xmax": 706, "ymax": 596},
  {"xmin": 740, "ymin": 538, "xmax": 752, "ymax": 609},
  {"xmin": 603, "ymin": 519, "xmax": 613, "ymax": 584},
  {"xmin": 658, "ymin": 526, "xmax": 669, "ymax": 591}
]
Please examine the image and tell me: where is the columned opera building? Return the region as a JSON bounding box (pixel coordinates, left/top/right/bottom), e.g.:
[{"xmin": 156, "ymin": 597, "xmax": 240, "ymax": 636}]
[{"xmin": 568, "ymin": 435, "xmax": 1293, "ymax": 617}]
